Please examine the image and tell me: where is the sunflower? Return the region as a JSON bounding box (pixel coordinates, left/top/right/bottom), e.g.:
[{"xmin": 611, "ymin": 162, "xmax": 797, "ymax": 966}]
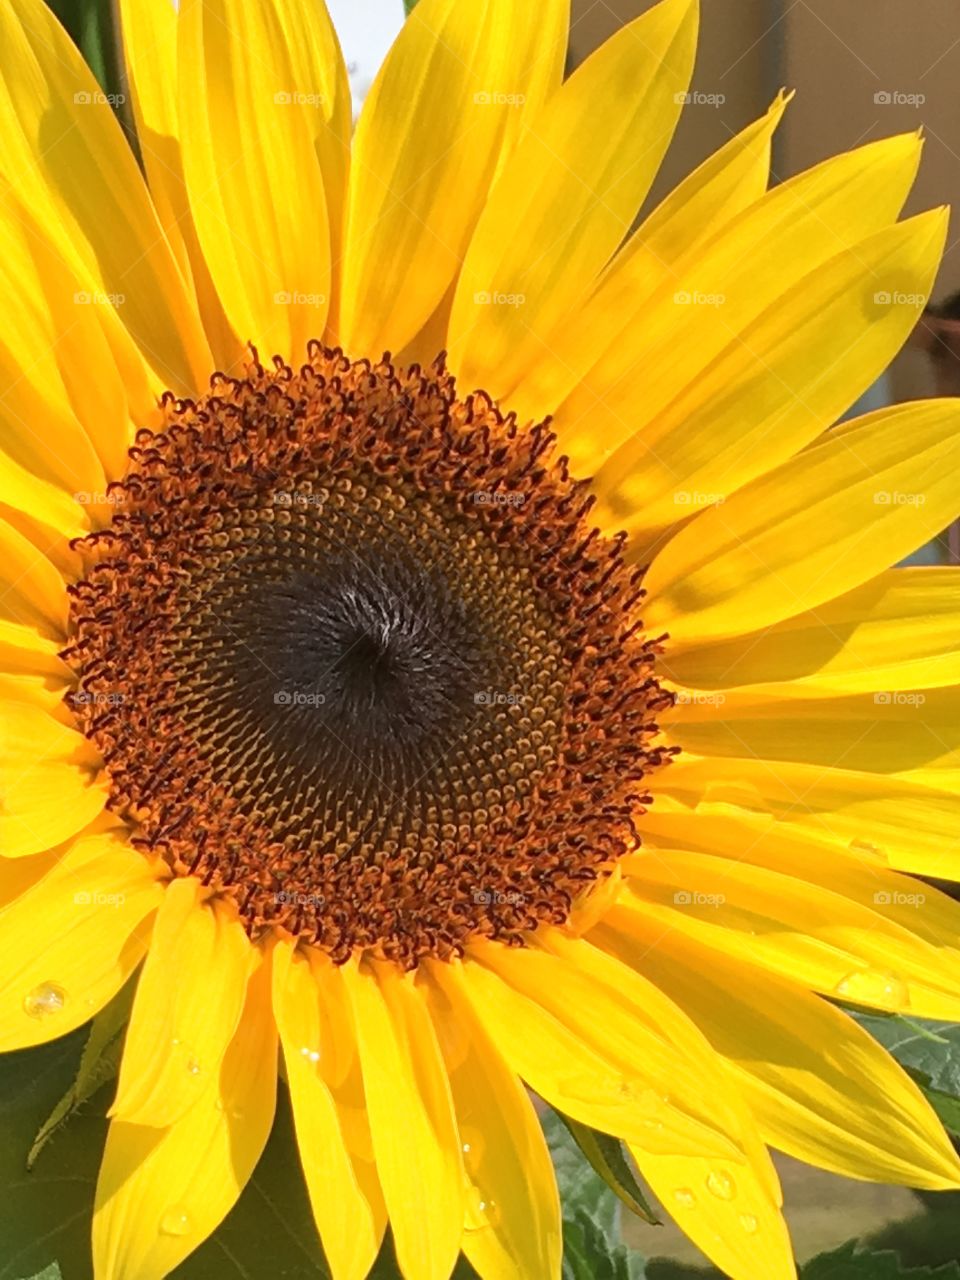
[{"xmin": 3, "ymin": 0, "xmax": 960, "ymax": 1276}]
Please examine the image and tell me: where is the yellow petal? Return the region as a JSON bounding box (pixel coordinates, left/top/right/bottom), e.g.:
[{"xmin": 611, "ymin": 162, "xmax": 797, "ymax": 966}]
[
  {"xmin": 0, "ymin": 829, "xmax": 162, "ymax": 1051},
  {"xmin": 556, "ymin": 131, "xmax": 923, "ymax": 476},
  {"xmin": 509, "ymin": 92, "xmax": 789, "ymax": 425},
  {"xmin": 461, "ymin": 933, "xmax": 745, "ymax": 1162},
  {"xmin": 117, "ymin": 0, "xmax": 241, "ymax": 372},
  {"xmin": 341, "ymin": 0, "xmax": 569, "ymax": 359},
  {"xmin": 423, "ymin": 959, "xmax": 562, "ymax": 1280},
  {"xmin": 178, "ymin": 0, "xmax": 336, "ymax": 362},
  {"xmin": 644, "ymin": 396, "xmax": 960, "ymax": 648},
  {"xmin": 662, "ymin": 683, "xmax": 960, "ymax": 775},
  {"xmin": 662, "ymin": 566, "xmax": 960, "ymax": 693},
  {"xmin": 0, "ymin": 445, "xmax": 90, "ymax": 543},
  {"xmin": 111, "ymin": 879, "xmax": 254, "ymax": 1126},
  {"xmin": 93, "ymin": 943, "xmax": 278, "ymax": 1280},
  {"xmin": 342, "ymin": 958, "xmax": 463, "ymax": 1280},
  {"xmin": 597, "ymin": 917, "xmax": 960, "ymax": 1190},
  {"xmin": 449, "ymin": 0, "xmax": 698, "ymax": 402},
  {"xmin": 0, "ymin": 0, "xmax": 211, "ymax": 395},
  {"xmin": 1, "ymin": 698, "xmax": 108, "ymax": 858},
  {"xmin": 595, "ymin": 209, "xmax": 947, "ymax": 548},
  {"xmin": 649, "ymin": 752, "xmax": 960, "ymax": 881},
  {"xmin": 0, "ymin": 620, "xmax": 71, "ymax": 680},
  {"xmin": 621, "ymin": 851, "xmax": 960, "ymax": 1019},
  {"xmin": 0, "ymin": 519, "xmax": 69, "ymax": 636},
  {"xmin": 273, "ymin": 942, "xmax": 385, "ymax": 1280}
]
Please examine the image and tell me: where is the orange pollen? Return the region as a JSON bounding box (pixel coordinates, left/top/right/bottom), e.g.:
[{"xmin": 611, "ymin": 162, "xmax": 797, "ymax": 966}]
[{"xmin": 61, "ymin": 344, "xmax": 673, "ymax": 966}]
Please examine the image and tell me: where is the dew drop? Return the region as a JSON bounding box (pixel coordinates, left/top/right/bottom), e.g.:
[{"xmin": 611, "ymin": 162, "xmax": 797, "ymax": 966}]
[
  {"xmin": 705, "ymin": 1170, "xmax": 735, "ymax": 1201},
  {"xmin": 465, "ymin": 1185, "xmax": 501, "ymax": 1232},
  {"xmin": 23, "ymin": 982, "xmax": 67, "ymax": 1019},
  {"xmin": 160, "ymin": 1207, "xmax": 191, "ymax": 1237},
  {"xmin": 673, "ymin": 1188, "xmax": 697, "ymax": 1209},
  {"xmin": 186, "ymin": 1058, "xmax": 202, "ymax": 1077},
  {"xmin": 739, "ymin": 1213, "xmax": 758, "ymax": 1235},
  {"xmin": 299, "ymin": 1045, "xmax": 321, "ymax": 1064},
  {"xmin": 834, "ymin": 970, "xmax": 909, "ymax": 1009},
  {"xmin": 460, "ymin": 1126, "xmax": 485, "ymax": 1166}
]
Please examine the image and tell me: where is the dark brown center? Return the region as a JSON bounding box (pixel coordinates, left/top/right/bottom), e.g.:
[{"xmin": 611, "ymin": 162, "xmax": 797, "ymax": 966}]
[{"xmin": 62, "ymin": 345, "xmax": 672, "ymax": 966}]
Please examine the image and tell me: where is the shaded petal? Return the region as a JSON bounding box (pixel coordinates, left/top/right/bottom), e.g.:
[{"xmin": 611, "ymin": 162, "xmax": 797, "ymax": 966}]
[
  {"xmin": 177, "ymin": 0, "xmax": 331, "ymax": 360},
  {"xmin": 423, "ymin": 958, "xmax": 562, "ymax": 1280},
  {"xmin": 0, "ymin": 0, "xmax": 211, "ymax": 394},
  {"xmin": 556, "ymin": 132, "xmax": 923, "ymax": 475},
  {"xmin": 0, "ymin": 829, "xmax": 162, "ymax": 1051},
  {"xmin": 342, "ymin": 958, "xmax": 463, "ymax": 1280},
  {"xmin": 273, "ymin": 941, "xmax": 385, "ymax": 1280},
  {"xmin": 93, "ymin": 943, "xmax": 278, "ymax": 1280},
  {"xmin": 111, "ymin": 878, "xmax": 254, "ymax": 1126},
  {"xmin": 596, "ymin": 916, "xmax": 960, "ymax": 1190},
  {"xmin": 449, "ymin": 0, "xmax": 697, "ymax": 402},
  {"xmin": 594, "ymin": 210, "xmax": 946, "ymax": 549},
  {"xmin": 460, "ymin": 933, "xmax": 746, "ymax": 1162},
  {"xmin": 341, "ymin": 0, "xmax": 569, "ymax": 359},
  {"xmin": 508, "ymin": 93, "xmax": 788, "ymax": 424},
  {"xmin": 621, "ymin": 851, "xmax": 960, "ymax": 1018},
  {"xmin": 643, "ymin": 397, "xmax": 960, "ymax": 647}
]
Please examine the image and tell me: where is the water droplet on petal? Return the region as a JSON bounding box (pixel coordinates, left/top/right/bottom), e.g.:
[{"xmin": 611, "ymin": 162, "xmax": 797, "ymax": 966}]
[
  {"xmin": 160, "ymin": 1207, "xmax": 191, "ymax": 1237},
  {"xmin": 23, "ymin": 982, "xmax": 67, "ymax": 1019},
  {"xmin": 834, "ymin": 970, "xmax": 909, "ymax": 1009},
  {"xmin": 186, "ymin": 1058, "xmax": 202, "ymax": 1076},
  {"xmin": 460, "ymin": 1126, "xmax": 485, "ymax": 1166},
  {"xmin": 299, "ymin": 1045, "xmax": 321, "ymax": 1064},
  {"xmin": 673, "ymin": 1188, "xmax": 697, "ymax": 1209},
  {"xmin": 465, "ymin": 1185, "xmax": 501, "ymax": 1232},
  {"xmin": 739, "ymin": 1213, "xmax": 758, "ymax": 1234},
  {"xmin": 706, "ymin": 1170, "xmax": 735, "ymax": 1201}
]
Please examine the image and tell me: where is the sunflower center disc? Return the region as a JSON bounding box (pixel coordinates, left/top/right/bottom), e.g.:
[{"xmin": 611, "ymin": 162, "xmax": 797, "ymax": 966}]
[{"xmin": 64, "ymin": 346, "xmax": 673, "ymax": 965}]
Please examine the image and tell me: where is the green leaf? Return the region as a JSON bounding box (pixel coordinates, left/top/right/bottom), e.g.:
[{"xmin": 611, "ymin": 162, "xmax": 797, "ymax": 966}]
[
  {"xmin": 542, "ymin": 1105, "xmax": 621, "ymax": 1243},
  {"xmin": 557, "ymin": 1113, "xmax": 660, "ymax": 1225},
  {"xmin": 854, "ymin": 1014, "xmax": 960, "ymax": 1097},
  {"xmin": 562, "ymin": 1211, "xmax": 647, "ymax": 1280},
  {"xmin": 18, "ymin": 1268, "xmax": 63, "ymax": 1280},
  {"xmin": 801, "ymin": 1241, "xmax": 960, "ymax": 1278},
  {"xmin": 28, "ymin": 980, "xmax": 133, "ymax": 1169},
  {"xmin": 403, "ymin": 0, "xmax": 419, "ymax": 13}
]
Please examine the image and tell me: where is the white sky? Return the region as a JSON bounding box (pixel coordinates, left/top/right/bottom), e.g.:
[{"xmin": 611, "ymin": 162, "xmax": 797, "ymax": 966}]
[{"xmin": 326, "ymin": 0, "xmax": 405, "ymax": 115}]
